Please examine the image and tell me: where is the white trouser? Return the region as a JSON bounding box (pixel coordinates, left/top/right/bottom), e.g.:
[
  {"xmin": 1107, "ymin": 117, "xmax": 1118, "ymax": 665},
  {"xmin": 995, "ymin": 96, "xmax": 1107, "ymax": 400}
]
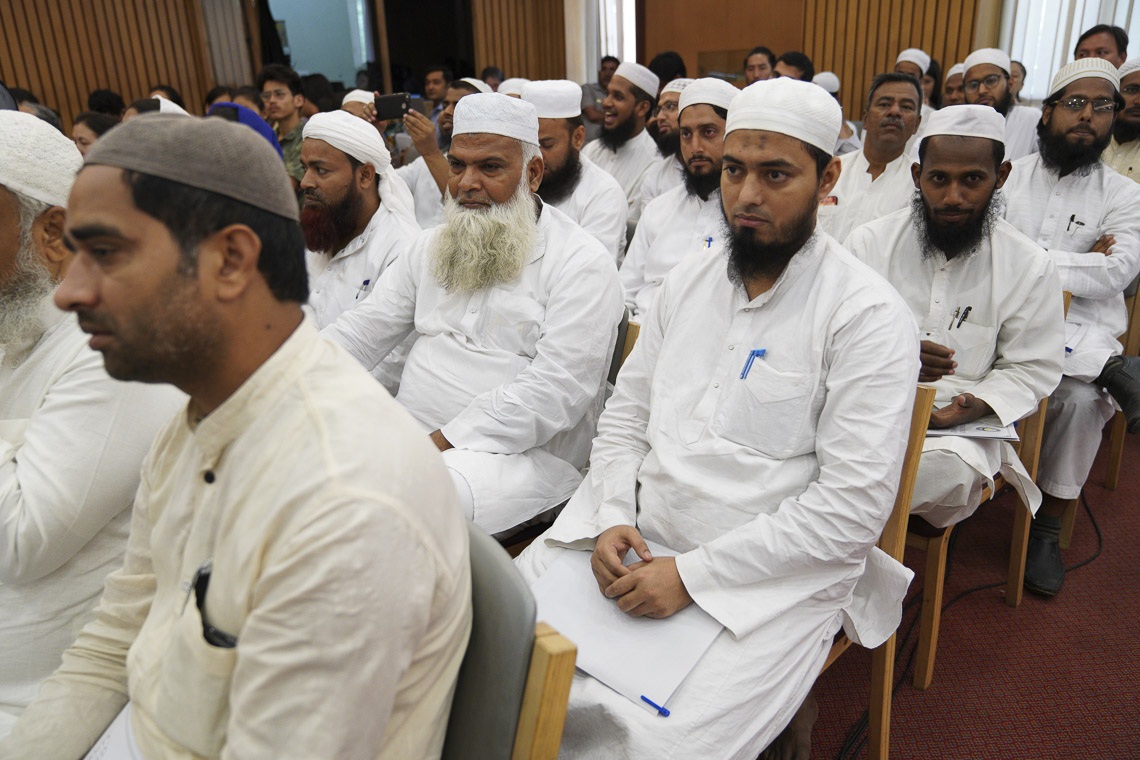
[
  {"xmin": 910, "ymin": 449, "xmax": 990, "ymax": 529},
  {"xmin": 1037, "ymin": 376, "xmax": 1116, "ymax": 500}
]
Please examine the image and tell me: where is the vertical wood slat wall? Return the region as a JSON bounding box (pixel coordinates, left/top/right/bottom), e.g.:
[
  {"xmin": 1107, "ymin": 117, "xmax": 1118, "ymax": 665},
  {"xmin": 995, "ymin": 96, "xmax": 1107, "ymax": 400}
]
[
  {"xmin": 0, "ymin": 0, "xmax": 214, "ymax": 128},
  {"xmin": 472, "ymin": 0, "xmax": 566, "ymax": 81},
  {"xmin": 201, "ymin": 0, "xmax": 254, "ymax": 89},
  {"xmin": 803, "ymin": 0, "xmax": 980, "ymax": 121}
]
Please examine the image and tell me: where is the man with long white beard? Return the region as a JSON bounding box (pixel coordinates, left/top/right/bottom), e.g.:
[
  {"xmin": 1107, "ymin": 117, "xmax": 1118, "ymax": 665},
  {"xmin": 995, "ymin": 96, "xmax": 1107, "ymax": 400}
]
[
  {"xmin": 523, "ymin": 80, "xmax": 628, "ymax": 262},
  {"xmin": 1002, "ymin": 58, "xmax": 1140, "ymax": 596},
  {"xmin": 620, "ymin": 77, "xmax": 738, "ymax": 317},
  {"xmin": 846, "ymin": 105, "xmax": 1064, "ymax": 530},
  {"xmin": 300, "ymin": 110, "xmax": 420, "ymax": 393},
  {"xmin": 582, "ymin": 62, "xmax": 661, "ymax": 214},
  {"xmin": 324, "ymin": 93, "xmax": 623, "ymax": 534},
  {"xmin": 631, "ymin": 77, "xmax": 692, "ymax": 219},
  {"xmin": 513, "ymin": 77, "xmax": 919, "ymax": 759},
  {"xmin": 963, "ymin": 48, "xmax": 1041, "ymax": 161},
  {"xmin": 0, "ymin": 112, "xmax": 181, "ymax": 737}
]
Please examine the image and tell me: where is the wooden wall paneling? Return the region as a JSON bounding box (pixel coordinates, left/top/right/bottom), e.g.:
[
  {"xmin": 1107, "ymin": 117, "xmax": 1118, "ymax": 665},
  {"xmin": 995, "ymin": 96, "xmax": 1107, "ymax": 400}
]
[
  {"xmin": 472, "ymin": 0, "xmax": 565, "ymax": 81},
  {"xmin": 0, "ymin": 3, "xmax": 28, "ymax": 89}
]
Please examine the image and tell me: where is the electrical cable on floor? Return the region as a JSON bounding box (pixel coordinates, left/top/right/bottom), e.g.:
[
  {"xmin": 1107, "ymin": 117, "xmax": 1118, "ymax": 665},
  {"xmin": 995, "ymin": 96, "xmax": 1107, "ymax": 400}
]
[{"xmin": 833, "ymin": 489, "xmax": 1104, "ymax": 760}]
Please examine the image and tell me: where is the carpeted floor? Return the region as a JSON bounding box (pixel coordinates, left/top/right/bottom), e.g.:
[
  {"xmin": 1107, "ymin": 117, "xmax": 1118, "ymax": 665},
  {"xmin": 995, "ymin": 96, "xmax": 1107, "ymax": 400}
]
[{"xmin": 811, "ymin": 429, "xmax": 1140, "ymax": 760}]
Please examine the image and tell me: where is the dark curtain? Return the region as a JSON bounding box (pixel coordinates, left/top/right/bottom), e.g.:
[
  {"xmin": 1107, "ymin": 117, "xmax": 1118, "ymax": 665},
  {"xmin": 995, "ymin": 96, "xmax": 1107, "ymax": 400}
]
[{"xmin": 259, "ymin": 0, "xmax": 289, "ymax": 66}]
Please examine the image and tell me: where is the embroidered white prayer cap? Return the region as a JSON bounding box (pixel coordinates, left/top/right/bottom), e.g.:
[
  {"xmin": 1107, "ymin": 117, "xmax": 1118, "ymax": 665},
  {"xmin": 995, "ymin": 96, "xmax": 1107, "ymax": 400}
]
[
  {"xmin": 1048, "ymin": 57, "xmax": 1121, "ymax": 97},
  {"xmin": 0, "ymin": 110, "xmax": 83, "ymax": 206},
  {"xmin": 453, "ymin": 92, "xmax": 539, "ymax": 145},
  {"xmin": 921, "ymin": 104, "xmax": 1005, "ymax": 146},
  {"xmin": 680, "ymin": 77, "xmax": 741, "ymax": 113},
  {"xmin": 614, "ymin": 61, "xmax": 660, "ymax": 97},
  {"xmin": 457, "ymin": 77, "xmax": 493, "ymax": 94},
  {"xmin": 945, "ymin": 63, "xmax": 966, "ymax": 81},
  {"xmin": 342, "ymin": 89, "xmax": 374, "ymax": 106},
  {"xmin": 154, "ymin": 95, "xmax": 191, "ymax": 116},
  {"xmin": 522, "ymin": 80, "xmax": 582, "ymax": 118},
  {"xmin": 726, "ymin": 77, "xmax": 842, "ymax": 155},
  {"xmin": 1119, "ymin": 58, "xmax": 1140, "ymax": 78},
  {"xmin": 303, "ymin": 110, "xmax": 419, "ymax": 229},
  {"xmin": 661, "ymin": 78, "xmax": 694, "ymax": 95},
  {"xmin": 498, "ymin": 78, "xmax": 530, "ymax": 96},
  {"xmin": 963, "ymin": 48, "xmax": 1011, "ymax": 76},
  {"xmin": 896, "ymin": 48, "xmax": 931, "ymax": 74},
  {"xmin": 813, "ymin": 72, "xmax": 841, "ymax": 93}
]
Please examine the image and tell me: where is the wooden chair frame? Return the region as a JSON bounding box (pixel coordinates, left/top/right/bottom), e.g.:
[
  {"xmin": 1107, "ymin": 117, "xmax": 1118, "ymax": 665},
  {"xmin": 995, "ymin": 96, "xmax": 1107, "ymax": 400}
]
[
  {"xmin": 512, "ymin": 623, "xmax": 577, "ymax": 759},
  {"xmin": 819, "ymin": 385, "xmax": 936, "ymax": 760}
]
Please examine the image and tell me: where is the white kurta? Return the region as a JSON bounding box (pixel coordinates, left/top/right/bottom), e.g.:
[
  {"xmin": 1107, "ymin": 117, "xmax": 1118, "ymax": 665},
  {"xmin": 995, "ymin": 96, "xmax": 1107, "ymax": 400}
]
[
  {"xmin": 396, "ymin": 156, "xmax": 446, "ymax": 229},
  {"xmin": 305, "ymin": 202, "xmax": 422, "ymax": 394},
  {"xmin": 0, "ymin": 321, "xmax": 472, "ymax": 759},
  {"xmin": 619, "ymin": 184, "xmax": 724, "ymax": 317},
  {"xmin": 546, "ymin": 154, "xmax": 629, "ymax": 263},
  {"xmin": 1103, "ymin": 137, "xmax": 1140, "ymax": 183},
  {"xmin": 515, "ymin": 231, "xmax": 920, "ymax": 759},
  {"xmin": 323, "ymin": 204, "xmax": 624, "ymax": 533},
  {"xmin": 630, "ymin": 154, "xmax": 683, "ymax": 222},
  {"xmin": 846, "ymin": 210, "xmax": 1065, "ymax": 526},
  {"xmin": 581, "ymin": 129, "xmax": 659, "ymax": 213},
  {"xmin": 1004, "ymin": 104, "xmax": 1041, "ymax": 161},
  {"xmin": 817, "ymin": 149, "xmax": 916, "ymax": 243},
  {"xmin": 0, "ymin": 302, "xmax": 182, "ymax": 738},
  {"xmin": 1003, "ymin": 155, "xmax": 1140, "ymax": 381}
]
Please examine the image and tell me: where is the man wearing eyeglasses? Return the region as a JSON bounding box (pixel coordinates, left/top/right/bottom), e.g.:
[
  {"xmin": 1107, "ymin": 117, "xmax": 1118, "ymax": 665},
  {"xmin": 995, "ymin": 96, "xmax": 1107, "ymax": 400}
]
[
  {"xmin": 257, "ymin": 64, "xmax": 308, "ymax": 191},
  {"xmin": 1002, "ymin": 58, "xmax": 1140, "ymax": 597},
  {"xmin": 1104, "ymin": 58, "xmax": 1140, "ymax": 182},
  {"xmin": 962, "ymin": 48, "xmax": 1042, "ymax": 161}
]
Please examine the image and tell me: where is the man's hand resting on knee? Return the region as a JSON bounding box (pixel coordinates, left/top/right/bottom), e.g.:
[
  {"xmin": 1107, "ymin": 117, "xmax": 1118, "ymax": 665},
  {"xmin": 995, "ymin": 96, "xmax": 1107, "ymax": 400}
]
[
  {"xmin": 929, "ymin": 392, "xmax": 993, "ymax": 428},
  {"xmin": 591, "ymin": 525, "xmax": 693, "ymax": 619}
]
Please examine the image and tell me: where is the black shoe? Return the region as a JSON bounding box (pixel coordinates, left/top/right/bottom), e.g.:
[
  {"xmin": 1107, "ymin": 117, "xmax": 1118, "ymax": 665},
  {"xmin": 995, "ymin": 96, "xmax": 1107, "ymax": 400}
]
[
  {"xmin": 1024, "ymin": 531, "xmax": 1065, "ymax": 597},
  {"xmin": 1096, "ymin": 355, "xmax": 1140, "ymax": 433}
]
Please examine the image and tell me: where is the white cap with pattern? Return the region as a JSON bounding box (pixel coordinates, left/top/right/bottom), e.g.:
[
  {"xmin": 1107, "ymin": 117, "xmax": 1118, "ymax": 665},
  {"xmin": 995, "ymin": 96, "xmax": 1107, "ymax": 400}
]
[
  {"xmin": 726, "ymin": 78, "xmax": 842, "ymax": 155},
  {"xmin": 453, "ymin": 92, "xmax": 539, "ymax": 145}
]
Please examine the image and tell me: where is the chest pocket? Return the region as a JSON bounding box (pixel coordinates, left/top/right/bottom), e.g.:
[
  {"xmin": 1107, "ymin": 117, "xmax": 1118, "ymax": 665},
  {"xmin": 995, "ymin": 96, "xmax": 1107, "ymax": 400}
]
[
  {"xmin": 715, "ymin": 362, "xmax": 818, "ymax": 458},
  {"xmin": 946, "ymin": 321, "xmax": 997, "ymax": 380},
  {"xmin": 1062, "ymin": 223, "xmax": 1098, "ymax": 255},
  {"xmin": 483, "ymin": 293, "xmax": 545, "ymax": 356}
]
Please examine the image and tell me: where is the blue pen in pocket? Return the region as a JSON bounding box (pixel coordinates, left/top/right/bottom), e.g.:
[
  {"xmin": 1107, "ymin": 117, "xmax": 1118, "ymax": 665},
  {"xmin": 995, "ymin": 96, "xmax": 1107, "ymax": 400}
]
[{"xmin": 740, "ymin": 349, "xmax": 767, "ymax": 379}]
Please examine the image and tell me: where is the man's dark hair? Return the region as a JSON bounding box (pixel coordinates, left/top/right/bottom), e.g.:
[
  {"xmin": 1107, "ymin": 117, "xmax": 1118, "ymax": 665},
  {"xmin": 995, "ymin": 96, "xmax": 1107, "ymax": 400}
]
[
  {"xmin": 918, "ymin": 134, "xmax": 1005, "ymax": 171},
  {"xmin": 121, "ymin": 170, "xmax": 308, "ymax": 303},
  {"xmin": 88, "ymin": 89, "xmax": 125, "ymax": 115},
  {"xmin": 776, "ymin": 51, "xmax": 815, "ymax": 81},
  {"xmin": 9, "ymin": 87, "xmax": 38, "ymax": 105},
  {"xmin": 425, "ymin": 64, "xmax": 454, "ymax": 83},
  {"xmin": 481, "ymin": 66, "xmax": 505, "ymax": 81},
  {"xmin": 865, "ymin": 71, "xmax": 924, "ymax": 111},
  {"xmin": 234, "ymin": 85, "xmax": 263, "ymax": 105},
  {"xmin": 1075, "ymin": 24, "xmax": 1129, "ymax": 57},
  {"xmin": 150, "ymin": 84, "xmax": 185, "ymax": 109},
  {"xmin": 564, "ymin": 115, "xmax": 585, "ymax": 131},
  {"xmin": 257, "ymin": 64, "xmax": 303, "ymax": 96},
  {"xmin": 450, "ymin": 79, "xmax": 484, "ymax": 96},
  {"xmin": 600, "ymin": 55, "xmax": 620, "ymax": 67},
  {"xmin": 743, "ymin": 46, "xmax": 776, "ymax": 69},
  {"xmin": 804, "ymin": 142, "xmax": 832, "ymax": 178},
  {"xmin": 22, "ymin": 102, "xmax": 62, "ymax": 132},
  {"xmin": 926, "ymin": 58, "xmax": 944, "ymax": 109},
  {"xmin": 649, "ymin": 51, "xmax": 687, "ymax": 85},
  {"xmin": 205, "ymin": 85, "xmax": 234, "ymax": 108},
  {"xmin": 301, "ymin": 74, "xmax": 334, "ymax": 108},
  {"xmin": 126, "ymin": 97, "xmax": 162, "ymax": 115},
  {"xmin": 74, "ymin": 111, "xmax": 120, "ymax": 137}
]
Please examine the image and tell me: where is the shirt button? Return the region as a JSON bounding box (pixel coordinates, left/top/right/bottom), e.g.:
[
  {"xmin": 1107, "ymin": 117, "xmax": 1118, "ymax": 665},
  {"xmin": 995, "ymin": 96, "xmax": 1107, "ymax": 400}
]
[
  {"xmin": 1048, "ymin": 214, "xmax": 1054, "ymax": 218},
  {"xmin": 204, "ymin": 470, "xmax": 216, "ymax": 484},
  {"xmin": 934, "ymin": 299, "xmax": 941, "ymax": 304},
  {"xmin": 470, "ymin": 307, "xmax": 478, "ymax": 313},
  {"xmin": 729, "ymin": 345, "xmax": 735, "ymax": 350}
]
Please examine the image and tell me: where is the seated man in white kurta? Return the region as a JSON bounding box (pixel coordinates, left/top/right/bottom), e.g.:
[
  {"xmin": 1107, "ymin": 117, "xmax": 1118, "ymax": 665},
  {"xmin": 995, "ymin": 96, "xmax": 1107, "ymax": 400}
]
[
  {"xmin": 514, "ymin": 78, "xmax": 920, "ymax": 759},
  {"xmin": 0, "ymin": 112, "xmax": 183, "ymax": 738},
  {"xmin": 846, "ymin": 105, "xmax": 1065, "ymax": 529},
  {"xmin": 300, "ymin": 111, "xmax": 421, "ymax": 394},
  {"xmin": 522, "ymin": 80, "xmax": 628, "ymax": 262},
  {"xmin": 817, "ymin": 72, "xmax": 923, "ymax": 243},
  {"xmin": 324, "ymin": 94, "xmax": 623, "ymax": 534},
  {"xmin": 619, "ymin": 77, "xmax": 739, "ymax": 317}
]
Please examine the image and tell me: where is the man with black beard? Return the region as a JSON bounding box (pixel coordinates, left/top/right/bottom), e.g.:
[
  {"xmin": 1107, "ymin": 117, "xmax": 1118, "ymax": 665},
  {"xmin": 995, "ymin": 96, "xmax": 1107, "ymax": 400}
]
[
  {"xmin": 1002, "ymin": 58, "xmax": 1140, "ymax": 596},
  {"xmin": 620, "ymin": 77, "xmax": 738, "ymax": 316},
  {"xmin": 962, "ymin": 48, "xmax": 1041, "ymax": 160},
  {"xmin": 582, "ymin": 61, "xmax": 661, "ymax": 213},
  {"xmin": 846, "ymin": 105, "xmax": 1064, "ymax": 533},
  {"xmin": 300, "ymin": 110, "xmax": 421, "ymax": 393},
  {"xmin": 633, "ymin": 78, "xmax": 693, "ymax": 219},
  {"xmin": 324, "ymin": 93, "xmax": 623, "ymax": 535},
  {"xmin": 1104, "ymin": 57, "xmax": 1140, "ymax": 182},
  {"xmin": 523, "ymin": 80, "xmax": 628, "ymax": 261},
  {"xmin": 513, "ymin": 77, "xmax": 919, "ymax": 760}
]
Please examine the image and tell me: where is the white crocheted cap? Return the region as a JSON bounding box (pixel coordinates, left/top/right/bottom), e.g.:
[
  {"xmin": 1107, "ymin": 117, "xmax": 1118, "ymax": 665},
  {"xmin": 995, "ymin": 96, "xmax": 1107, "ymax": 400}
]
[
  {"xmin": 453, "ymin": 92, "xmax": 539, "ymax": 145},
  {"xmin": 726, "ymin": 77, "xmax": 842, "ymax": 155},
  {"xmin": 0, "ymin": 110, "xmax": 83, "ymax": 206}
]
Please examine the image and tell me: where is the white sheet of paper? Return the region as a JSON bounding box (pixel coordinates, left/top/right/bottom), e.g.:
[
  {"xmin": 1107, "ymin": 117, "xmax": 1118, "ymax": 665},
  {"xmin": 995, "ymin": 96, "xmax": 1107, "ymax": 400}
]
[
  {"xmin": 84, "ymin": 702, "xmax": 143, "ymax": 760},
  {"xmin": 926, "ymin": 414, "xmax": 1019, "ymax": 441},
  {"xmin": 531, "ymin": 540, "xmax": 723, "ymax": 715}
]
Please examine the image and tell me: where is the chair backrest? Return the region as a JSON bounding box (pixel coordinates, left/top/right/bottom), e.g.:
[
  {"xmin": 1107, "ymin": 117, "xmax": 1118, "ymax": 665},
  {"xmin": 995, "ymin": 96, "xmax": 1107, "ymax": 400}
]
[
  {"xmin": 442, "ymin": 523, "xmax": 538, "ymax": 760},
  {"xmin": 879, "ymin": 385, "xmax": 937, "ymax": 561},
  {"xmin": 621, "ymin": 321, "xmax": 640, "ymax": 367},
  {"xmin": 607, "ymin": 308, "xmax": 631, "ymax": 386}
]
